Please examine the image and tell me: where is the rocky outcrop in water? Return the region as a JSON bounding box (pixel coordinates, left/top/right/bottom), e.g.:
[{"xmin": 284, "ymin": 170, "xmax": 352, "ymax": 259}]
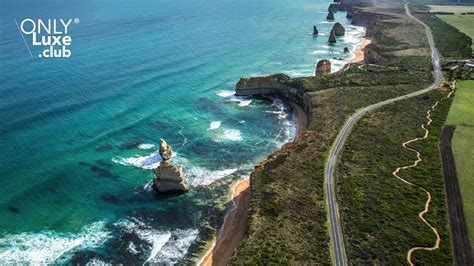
[
  {"xmin": 313, "ymin": 26, "xmax": 319, "ymax": 35},
  {"xmin": 315, "ymin": 59, "xmax": 331, "ymax": 76},
  {"xmin": 332, "ymin": 22, "xmax": 345, "ymax": 36},
  {"xmin": 328, "ymin": 30, "xmax": 337, "ymax": 44},
  {"xmin": 328, "ymin": 4, "xmax": 339, "ymax": 12},
  {"xmin": 327, "ymin": 10, "xmax": 335, "ymax": 20},
  {"xmin": 344, "ymin": 47, "xmax": 350, "ymax": 53},
  {"xmin": 153, "ymin": 139, "xmax": 189, "ymax": 193}
]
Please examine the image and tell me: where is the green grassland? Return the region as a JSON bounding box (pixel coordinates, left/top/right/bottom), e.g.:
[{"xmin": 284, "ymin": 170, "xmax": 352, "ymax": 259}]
[
  {"xmin": 437, "ymin": 14, "xmax": 474, "ymax": 53},
  {"xmin": 451, "ymin": 126, "xmax": 474, "ymax": 246},
  {"xmin": 446, "ymin": 80, "xmax": 474, "ymax": 126}
]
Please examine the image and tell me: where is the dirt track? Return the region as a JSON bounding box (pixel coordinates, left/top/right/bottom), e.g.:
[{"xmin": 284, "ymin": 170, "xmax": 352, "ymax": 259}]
[
  {"xmin": 391, "ymin": 89, "xmax": 455, "ymax": 265},
  {"xmin": 439, "ymin": 125, "xmax": 473, "ymax": 266}
]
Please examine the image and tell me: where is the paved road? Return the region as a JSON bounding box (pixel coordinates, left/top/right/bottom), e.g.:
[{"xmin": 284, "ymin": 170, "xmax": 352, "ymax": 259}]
[{"xmin": 324, "ymin": 3, "xmax": 443, "ymax": 266}]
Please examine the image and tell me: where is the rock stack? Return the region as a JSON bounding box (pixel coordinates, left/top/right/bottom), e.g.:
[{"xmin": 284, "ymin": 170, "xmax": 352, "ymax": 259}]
[
  {"xmin": 315, "ymin": 59, "xmax": 331, "ymax": 76},
  {"xmin": 343, "ymin": 47, "xmax": 350, "ymax": 53},
  {"xmin": 328, "ymin": 30, "xmax": 337, "ymax": 44},
  {"xmin": 328, "ymin": 3, "xmax": 339, "ymax": 12},
  {"xmin": 332, "ymin": 22, "xmax": 345, "ymax": 36},
  {"xmin": 152, "ymin": 139, "xmax": 189, "ymax": 193},
  {"xmin": 313, "ymin": 25, "xmax": 319, "ymax": 35},
  {"xmin": 327, "ymin": 10, "xmax": 335, "ymax": 20}
]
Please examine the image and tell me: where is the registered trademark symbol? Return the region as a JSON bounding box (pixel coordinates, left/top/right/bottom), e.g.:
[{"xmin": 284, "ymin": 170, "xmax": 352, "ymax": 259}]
[{"xmin": 74, "ymin": 18, "xmax": 80, "ymax": 24}]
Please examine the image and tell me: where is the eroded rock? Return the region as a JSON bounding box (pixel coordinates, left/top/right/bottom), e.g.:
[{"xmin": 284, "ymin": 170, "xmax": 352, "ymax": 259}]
[
  {"xmin": 315, "ymin": 59, "xmax": 331, "ymax": 76},
  {"xmin": 332, "ymin": 22, "xmax": 345, "ymax": 36},
  {"xmin": 153, "ymin": 139, "xmax": 189, "ymax": 193},
  {"xmin": 313, "ymin": 25, "xmax": 319, "ymax": 35},
  {"xmin": 327, "ymin": 10, "xmax": 335, "ymax": 20},
  {"xmin": 328, "ymin": 29, "xmax": 337, "ymax": 44}
]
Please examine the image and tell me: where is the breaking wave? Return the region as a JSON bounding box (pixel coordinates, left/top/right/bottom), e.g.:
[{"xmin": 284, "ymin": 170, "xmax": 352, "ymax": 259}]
[
  {"xmin": 0, "ymin": 221, "xmax": 111, "ymax": 264},
  {"xmin": 208, "ymin": 121, "xmax": 221, "ymax": 130},
  {"xmin": 137, "ymin": 143, "xmax": 155, "ymax": 150},
  {"xmin": 113, "ymin": 218, "xmax": 198, "ymax": 264}
]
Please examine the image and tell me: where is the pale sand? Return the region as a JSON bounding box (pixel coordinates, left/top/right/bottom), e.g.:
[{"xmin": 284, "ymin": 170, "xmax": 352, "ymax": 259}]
[
  {"xmin": 199, "ymin": 179, "xmax": 250, "ymax": 266},
  {"xmin": 351, "ymin": 38, "xmax": 371, "ymax": 63},
  {"xmin": 199, "ymin": 101, "xmax": 307, "ymax": 266}
]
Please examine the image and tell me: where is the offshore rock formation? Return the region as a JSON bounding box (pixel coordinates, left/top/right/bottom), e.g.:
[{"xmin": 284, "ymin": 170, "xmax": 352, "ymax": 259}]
[
  {"xmin": 153, "ymin": 139, "xmax": 189, "ymax": 193},
  {"xmin": 344, "ymin": 47, "xmax": 350, "ymax": 53},
  {"xmin": 327, "ymin": 10, "xmax": 335, "ymax": 20},
  {"xmin": 328, "ymin": 30, "xmax": 337, "ymax": 44},
  {"xmin": 332, "ymin": 22, "xmax": 345, "ymax": 36},
  {"xmin": 313, "ymin": 25, "xmax": 319, "ymax": 35},
  {"xmin": 315, "ymin": 59, "xmax": 331, "ymax": 76},
  {"xmin": 328, "ymin": 3, "xmax": 339, "ymax": 12}
]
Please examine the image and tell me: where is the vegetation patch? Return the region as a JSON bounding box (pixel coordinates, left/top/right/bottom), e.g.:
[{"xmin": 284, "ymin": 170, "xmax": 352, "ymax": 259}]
[
  {"xmin": 412, "ymin": 5, "xmax": 472, "ymax": 59},
  {"xmin": 335, "ymin": 89, "xmax": 453, "ymax": 264},
  {"xmin": 437, "ymin": 14, "xmax": 474, "ymax": 54}
]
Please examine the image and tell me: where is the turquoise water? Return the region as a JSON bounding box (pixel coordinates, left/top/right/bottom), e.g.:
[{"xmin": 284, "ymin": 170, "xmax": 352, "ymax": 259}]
[{"xmin": 0, "ymin": 0, "xmax": 363, "ymax": 263}]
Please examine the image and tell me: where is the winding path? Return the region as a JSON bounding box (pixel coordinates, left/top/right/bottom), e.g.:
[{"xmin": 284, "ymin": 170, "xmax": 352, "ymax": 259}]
[
  {"xmin": 392, "ymin": 89, "xmax": 454, "ymax": 265},
  {"xmin": 324, "ymin": 3, "xmax": 443, "ymax": 266}
]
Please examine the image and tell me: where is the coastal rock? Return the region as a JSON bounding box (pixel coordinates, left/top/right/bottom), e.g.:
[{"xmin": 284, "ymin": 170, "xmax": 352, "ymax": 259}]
[
  {"xmin": 327, "ymin": 10, "xmax": 335, "ymax": 20},
  {"xmin": 235, "ymin": 74, "xmax": 291, "ymax": 96},
  {"xmin": 315, "ymin": 59, "xmax": 331, "ymax": 76},
  {"xmin": 332, "ymin": 22, "xmax": 345, "ymax": 36},
  {"xmin": 328, "ymin": 4, "xmax": 339, "ymax": 12},
  {"xmin": 159, "ymin": 139, "xmax": 173, "ymax": 160},
  {"xmin": 153, "ymin": 139, "xmax": 189, "ymax": 193},
  {"xmin": 344, "ymin": 47, "xmax": 350, "ymax": 53},
  {"xmin": 328, "ymin": 30, "xmax": 337, "ymax": 44},
  {"xmin": 363, "ymin": 43, "xmax": 386, "ymax": 64},
  {"xmin": 313, "ymin": 25, "xmax": 319, "ymax": 35}
]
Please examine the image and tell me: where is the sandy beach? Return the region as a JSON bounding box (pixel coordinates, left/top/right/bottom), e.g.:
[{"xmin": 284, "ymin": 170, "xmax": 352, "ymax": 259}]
[{"xmin": 351, "ymin": 37, "xmax": 371, "ymax": 63}]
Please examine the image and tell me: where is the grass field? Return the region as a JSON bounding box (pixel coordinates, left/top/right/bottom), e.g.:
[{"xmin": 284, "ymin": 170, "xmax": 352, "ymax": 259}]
[
  {"xmin": 451, "ymin": 126, "xmax": 474, "ymax": 246},
  {"xmin": 446, "ymin": 80, "xmax": 474, "ymax": 126},
  {"xmin": 429, "ymin": 5, "xmax": 474, "ymax": 13},
  {"xmin": 437, "ymin": 14, "xmax": 474, "ymax": 53},
  {"xmin": 446, "ymin": 80, "xmax": 474, "ymax": 251}
]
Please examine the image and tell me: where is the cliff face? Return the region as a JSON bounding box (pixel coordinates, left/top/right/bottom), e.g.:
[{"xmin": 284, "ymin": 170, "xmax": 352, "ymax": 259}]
[
  {"xmin": 236, "ymin": 74, "xmax": 292, "ymax": 96},
  {"xmin": 235, "ymin": 74, "xmax": 309, "ymax": 124}
]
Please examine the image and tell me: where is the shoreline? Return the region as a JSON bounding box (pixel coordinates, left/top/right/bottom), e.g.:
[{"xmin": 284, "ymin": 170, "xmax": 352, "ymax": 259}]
[
  {"xmin": 198, "ymin": 17, "xmax": 365, "ymax": 266},
  {"xmin": 350, "ymin": 37, "xmax": 371, "ymax": 63},
  {"xmin": 198, "ymin": 99, "xmax": 307, "ymax": 266}
]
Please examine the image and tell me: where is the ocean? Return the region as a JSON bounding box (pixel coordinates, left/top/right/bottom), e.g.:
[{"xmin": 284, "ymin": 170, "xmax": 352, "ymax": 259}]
[{"xmin": 0, "ymin": 0, "xmax": 364, "ymax": 263}]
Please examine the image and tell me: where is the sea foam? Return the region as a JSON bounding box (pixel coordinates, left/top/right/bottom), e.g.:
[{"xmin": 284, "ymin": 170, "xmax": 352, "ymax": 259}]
[
  {"xmin": 113, "ymin": 218, "xmax": 198, "ymax": 264},
  {"xmin": 208, "ymin": 121, "xmax": 221, "ymax": 130},
  {"xmin": 0, "ymin": 221, "xmax": 111, "ymax": 264},
  {"xmin": 137, "ymin": 143, "xmax": 155, "ymax": 150}
]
